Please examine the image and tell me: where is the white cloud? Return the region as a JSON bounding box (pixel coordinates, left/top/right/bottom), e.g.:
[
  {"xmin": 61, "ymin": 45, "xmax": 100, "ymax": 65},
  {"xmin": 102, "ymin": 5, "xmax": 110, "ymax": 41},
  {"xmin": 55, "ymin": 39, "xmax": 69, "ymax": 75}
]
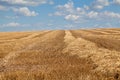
[
  {"xmin": 13, "ymin": 7, "xmax": 38, "ymax": 16},
  {"xmin": 0, "ymin": 0, "xmax": 53, "ymax": 6},
  {"xmin": 83, "ymin": 5, "xmax": 89, "ymax": 10},
  {"xmin": 91, "ymin": 0, "xmax": 110, "ymax": 10},
  {"xmin": 1, "ymin": 22, "xmax": 31, "ymax": 27},
  {"xmin": 87, "ymin": 11, "xmax": 98, "ymax": 18},
  {"xmin": 102, "ymin": 11, "xmax": 120, "ymax": 18},
  {"xmin": 54, "ymin": 12, "xmax": 64, "ymax": 16},
  {"xmin": 49, "ymin": 1, "xmax": 54, "ymax": 5},
  {"xmin": 2, "ymin": 22, "xmax": 21, "ymax": 27},
  {"xmin": 56, "ymin": 0, "xmax": 74, "ymax": 13},
  {"xmin": 0, "ymin": 5, "xmax": 7, "ymax": 10},
  {"xmin": 93, "ymin": 23, "xmax": 113, "ymax": 28},
  {"xmin": 65, "ymin": 14, "xmax": 79, "ymax": 21},
  {"xmin": 64, "ymin": 24, "xmax": 74, "ymax": 28},
  {"xmin": 88, "ymin": 11, "xmax": 120, "ymax": 19},
  {"xmin": 5, "ymin": 16, "xmax": 18, "ymax": 19},
  {"xmin": 113, "ymin": 0, "xmax": 120, "ymax": 5}
]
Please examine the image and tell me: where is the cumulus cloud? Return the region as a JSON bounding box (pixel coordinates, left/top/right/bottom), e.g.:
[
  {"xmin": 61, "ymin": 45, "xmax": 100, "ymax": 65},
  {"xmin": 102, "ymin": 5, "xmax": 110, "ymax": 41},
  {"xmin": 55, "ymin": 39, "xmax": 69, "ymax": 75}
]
[
  {"xmin": 87, "ymin": 11, "xmax": 120, "ymax": 19},
  {"xmin": 64, "ymin": 24, "xmax": 75, "ymax": 28},
  {"xmin": 49, "ymin": 1, "xmax": 54, "ymax": 5},
  {"xmin": 0, "ymin": 0, "xmax": 53, "ymax": 6},
  {"xmin": 88, "ymin": 0, "xmax": 120, "ymax": 10},
  {"xmin": 0, "ymin": 5, "xmax": 7, "ymax": 10},
  {"xmin": 90, "ymin": 0, "xmax": 110, "ymax": 10},
  {"xmin": 113, "ymin": 0, "xmax": 120, "ymax": 5},
  {"xmin": 102, "ymin": 11, "xmax": 120, "ymax": 18},
  {"xmin": 65, "ymin": 14, "xmax": 79, "ymax": 21},
  {"xmin": 89, "ymin": 0, "xmax": 120, "ymax": 10},
  {"xmin": 54, "ymin": 12, "xmax": 64, "ymax": 16},
  {"xmin": 13, "ymin": 7, "xmax": 38, "ymax": 16},
  {"xmin": 87, "ymin": 11, "xmax": 98, "ymax": 18},
  {"xmin": 56, "ymin": 0, "xmax": 74, "ymax": 13},
  {"xmin": 83, "ymin": 5, "xmax": 89, "ymax": 10}
]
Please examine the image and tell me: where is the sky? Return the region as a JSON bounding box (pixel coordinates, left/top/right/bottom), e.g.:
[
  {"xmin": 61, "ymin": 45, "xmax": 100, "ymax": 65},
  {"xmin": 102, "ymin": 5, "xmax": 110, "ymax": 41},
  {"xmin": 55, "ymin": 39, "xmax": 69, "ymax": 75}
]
[{"xmin": 0, "ymin": 0, "xmax": 120, "ymax": 31}]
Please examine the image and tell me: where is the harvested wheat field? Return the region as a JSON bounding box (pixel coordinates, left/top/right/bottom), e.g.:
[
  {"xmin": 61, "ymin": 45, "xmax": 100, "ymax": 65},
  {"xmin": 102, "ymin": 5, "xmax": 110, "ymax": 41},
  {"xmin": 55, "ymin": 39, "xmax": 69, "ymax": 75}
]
[{"xmin": 0, "ymin": 28, "xmax": 120, "ymax": 80}]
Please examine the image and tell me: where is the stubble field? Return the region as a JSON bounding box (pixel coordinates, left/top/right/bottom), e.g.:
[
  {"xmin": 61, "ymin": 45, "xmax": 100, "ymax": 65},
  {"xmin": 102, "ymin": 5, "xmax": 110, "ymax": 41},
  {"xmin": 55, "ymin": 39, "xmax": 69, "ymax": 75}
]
[{"xmin": 0, "ymin": 28, "xmax": 120, "ymax": 80}]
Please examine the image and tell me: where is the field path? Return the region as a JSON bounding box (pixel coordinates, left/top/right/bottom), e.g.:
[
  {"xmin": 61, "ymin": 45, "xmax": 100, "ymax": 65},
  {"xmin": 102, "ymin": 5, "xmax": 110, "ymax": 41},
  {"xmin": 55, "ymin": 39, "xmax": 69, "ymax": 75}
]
[
  {"xmin": 20, "ymin": 30, "xmax": 50, "ymax": 40},
  {"xmin": 0, "ymin": 31, "xmax": 50, "ymax": 43}
]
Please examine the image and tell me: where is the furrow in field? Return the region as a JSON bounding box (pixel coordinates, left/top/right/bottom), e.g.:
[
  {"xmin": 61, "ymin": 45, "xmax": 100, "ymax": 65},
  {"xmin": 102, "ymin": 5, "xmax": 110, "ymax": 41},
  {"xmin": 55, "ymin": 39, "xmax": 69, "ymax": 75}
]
[
  {"xmin": 81, "ymin": 30, "xmax": 105, "ymax": 35},
  {"xmin": 100, "ymin": 30, "xmax": 120, "ymax": 34},
  {"xmin": 71, "ymin": 30, "xmax": 120, "ymax": 51},
  {"xmin": 80, "ymin": 30, "xmax": 111, "ymax": 35},
  {"xmin": 95, "ymin": 29, "xmax": 120, "ymax": 34},
  {"xmin": 81, "ymin": 29, "xmax": 120, "ymax": 41},
  {"xmin": 82, "ymin": 29, "xmax": 120, "ymax": 35},
  {"xmin": 20, "ymin": 30, "xmax": 51, "ymax": 39},
  {"xmin": 0, "ymin": 30, "xmax": 50, "ymax": 43},
  {"xmin": 0, "ymin": 32, "xmax": 31, "ymax": 40}
]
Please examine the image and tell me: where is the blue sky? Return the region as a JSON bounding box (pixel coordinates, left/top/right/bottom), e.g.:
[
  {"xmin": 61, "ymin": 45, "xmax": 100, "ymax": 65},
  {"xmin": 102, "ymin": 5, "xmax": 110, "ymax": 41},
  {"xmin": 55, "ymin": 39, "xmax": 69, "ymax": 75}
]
[{"xmin": 0, "ymin": 0, "xmax": 120, "ymax": 31}]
